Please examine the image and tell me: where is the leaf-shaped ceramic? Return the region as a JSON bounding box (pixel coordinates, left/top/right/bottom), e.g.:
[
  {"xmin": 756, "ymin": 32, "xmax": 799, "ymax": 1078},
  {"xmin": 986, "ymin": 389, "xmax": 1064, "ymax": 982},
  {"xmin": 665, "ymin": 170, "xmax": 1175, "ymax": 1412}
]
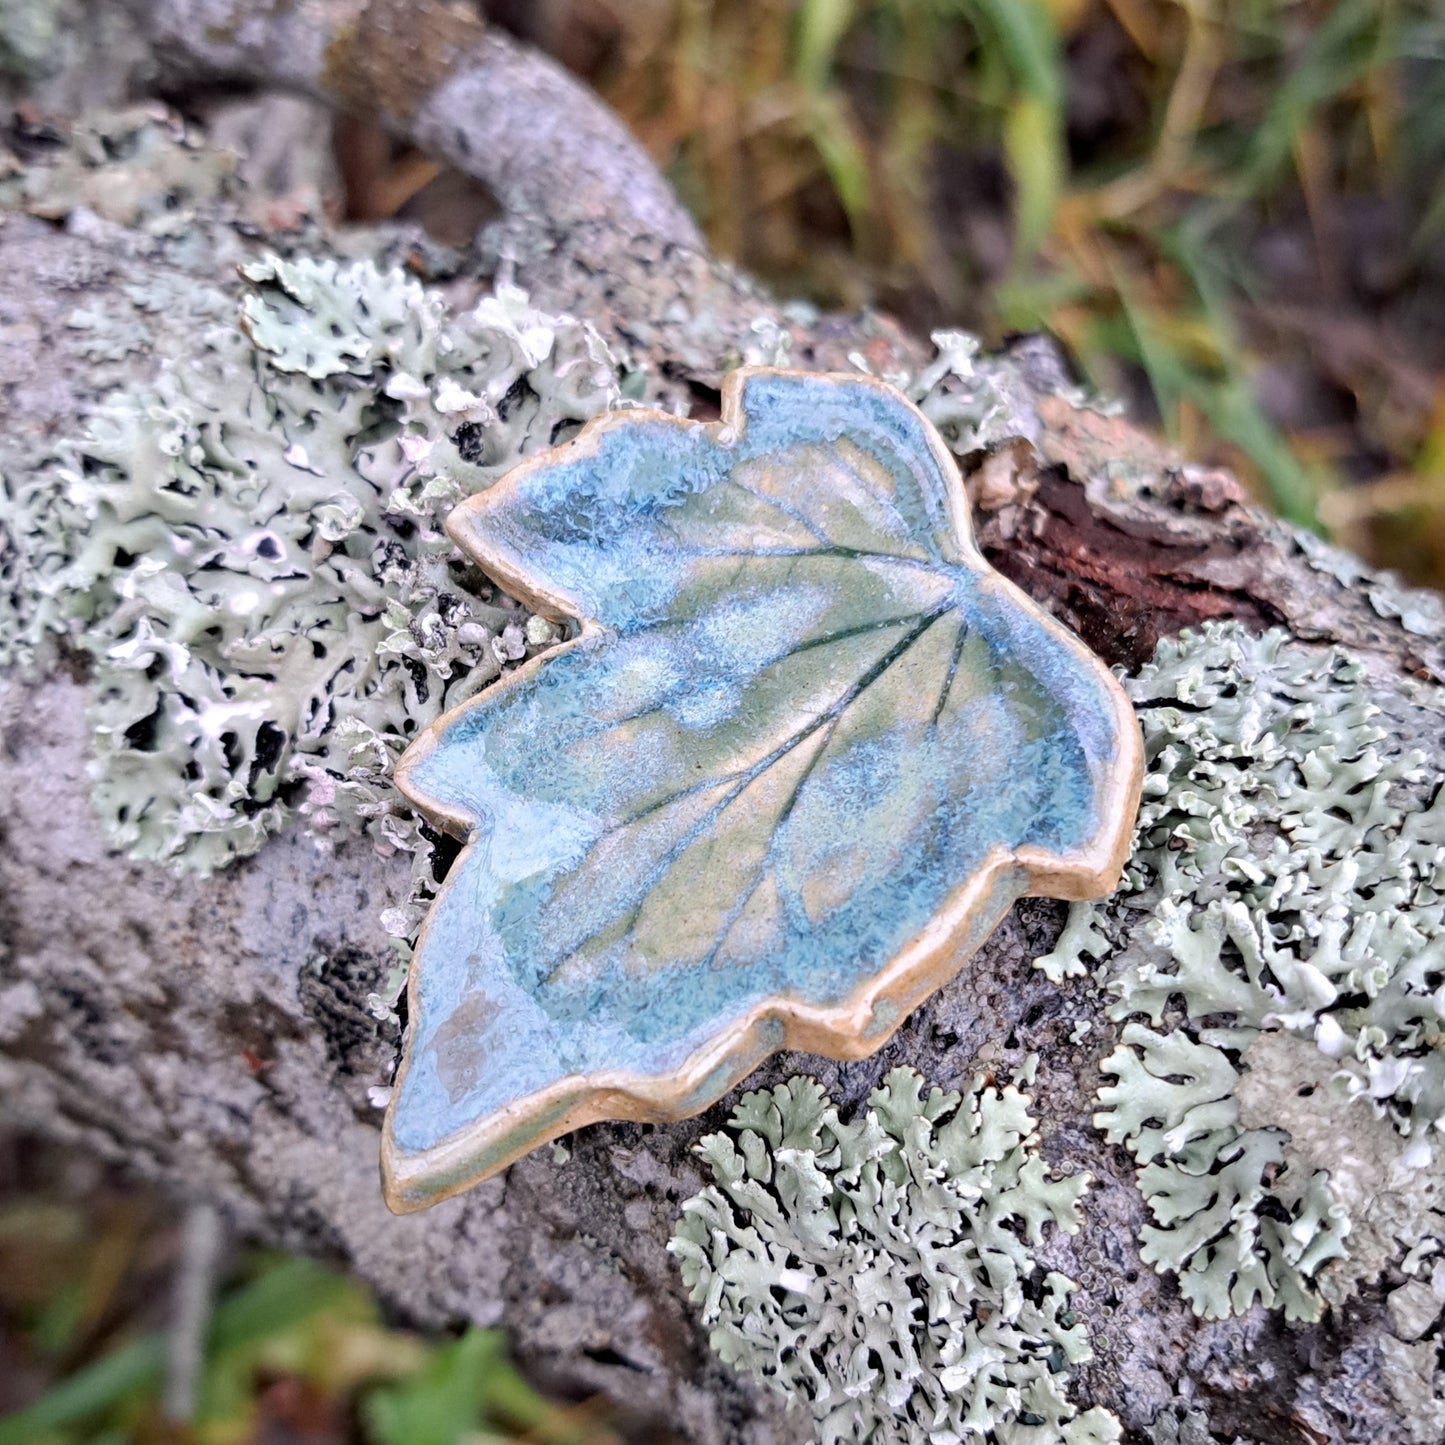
[{"xmin": 384, "ymin": 368, "xmax": 1142, "ymax": 1212}]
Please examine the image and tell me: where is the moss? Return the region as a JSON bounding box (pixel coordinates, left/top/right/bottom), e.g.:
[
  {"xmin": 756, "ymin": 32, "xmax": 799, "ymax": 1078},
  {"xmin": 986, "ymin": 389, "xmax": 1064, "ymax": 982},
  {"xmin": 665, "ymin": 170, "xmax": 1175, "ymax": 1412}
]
[
  {"xmin": 1038, "ymin": 622, "xmax": 1445, "ymax": 1325},
  {"xmin": 670, "ymin": 1067, "xmax": 1118, "ymax": 1445}
]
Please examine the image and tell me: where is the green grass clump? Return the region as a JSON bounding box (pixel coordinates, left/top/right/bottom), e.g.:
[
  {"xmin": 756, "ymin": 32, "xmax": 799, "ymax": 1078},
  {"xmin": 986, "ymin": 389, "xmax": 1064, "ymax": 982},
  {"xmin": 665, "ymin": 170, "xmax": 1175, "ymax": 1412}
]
[{"xmin": 548, "ymin": 0, "xmax": 1445, "ymax": 577}]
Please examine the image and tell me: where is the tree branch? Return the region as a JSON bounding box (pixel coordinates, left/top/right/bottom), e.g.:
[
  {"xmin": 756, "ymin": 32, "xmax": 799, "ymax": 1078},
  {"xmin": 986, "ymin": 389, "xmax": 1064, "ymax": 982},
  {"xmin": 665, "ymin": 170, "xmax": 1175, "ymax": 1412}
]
[
  {"xmin": 3, "ymin": 14, "xmax": 1444, "ymax": 1442},
  {"xmin": 131, "ymin": 0, "xmax": 703, "ymax": 247}
]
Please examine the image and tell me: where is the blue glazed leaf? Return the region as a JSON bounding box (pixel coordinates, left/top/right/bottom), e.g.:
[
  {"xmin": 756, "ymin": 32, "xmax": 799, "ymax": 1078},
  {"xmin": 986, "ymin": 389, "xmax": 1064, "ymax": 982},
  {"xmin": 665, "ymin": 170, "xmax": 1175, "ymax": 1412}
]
[{"xmin": 384, "ymin": 368, "xmax": 1141, "ymax": 1211}]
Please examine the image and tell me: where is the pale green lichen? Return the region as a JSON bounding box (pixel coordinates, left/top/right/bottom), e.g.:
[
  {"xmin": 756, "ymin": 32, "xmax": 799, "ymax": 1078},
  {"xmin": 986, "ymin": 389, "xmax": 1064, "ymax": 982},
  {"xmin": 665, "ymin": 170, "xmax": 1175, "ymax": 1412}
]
[
  {"xmin": 1294, "ymin": 528, "xmax": 1445, "ymax": 642},
  {"xmin": 0, "ymin": 0, "xmax": 61, "ymax": 78},
  {"xmin": 1, "ymin": 272, "xmax": 243, "ymax": 674},
  {"xmin": 1233, "ymin": 1029, "xmax": 1444, "ymax": 1308},
  {"xmin": 1037, "ymin": 622, "xmax": 1445, "ymax": 1321},
  {"xmin": 670, "ymin": 1068, "xmax": 1118, "ymax": 1445},
  {"xmin": 1, "ymin": 255, "xmax": 617, "ymax": 877},
  {"xmin": 911, "ymin": 331, "xmax": 1040, "ymax": 455},
  {"xmin": 908, "ymin": 328, "xmax": 1120, "ymax": 461},
  {"xmin": 0, "ymin": 463, "xmax": 72, "ymax": 673},
  {"xmin": 2, "ymin": 106, "xmax": 238, "ymax": 231}
]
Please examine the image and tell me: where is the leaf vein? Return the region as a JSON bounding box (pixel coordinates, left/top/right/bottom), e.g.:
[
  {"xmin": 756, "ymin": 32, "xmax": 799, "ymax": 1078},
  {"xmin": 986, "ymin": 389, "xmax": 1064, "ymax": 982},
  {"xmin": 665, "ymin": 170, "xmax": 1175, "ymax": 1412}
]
[{"xmin": 538, "ymin": 603, "xmax": 958, "ymax": 983}]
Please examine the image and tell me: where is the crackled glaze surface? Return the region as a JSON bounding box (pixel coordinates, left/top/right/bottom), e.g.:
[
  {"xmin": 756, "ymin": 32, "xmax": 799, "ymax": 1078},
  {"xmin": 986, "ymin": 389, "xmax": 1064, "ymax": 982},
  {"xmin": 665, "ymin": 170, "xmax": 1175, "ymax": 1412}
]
[{"xmin": 384, "ymin": 368, "xmax": 1142, "ymax": 1211}]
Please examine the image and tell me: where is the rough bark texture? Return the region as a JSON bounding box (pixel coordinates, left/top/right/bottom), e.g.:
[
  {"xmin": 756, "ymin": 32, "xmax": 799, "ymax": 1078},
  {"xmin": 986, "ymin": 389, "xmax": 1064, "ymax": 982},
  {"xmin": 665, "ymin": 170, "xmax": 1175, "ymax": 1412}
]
[{"xmin": 3, "ymin": 7, "xmax": 1445, "ymax": 1445}]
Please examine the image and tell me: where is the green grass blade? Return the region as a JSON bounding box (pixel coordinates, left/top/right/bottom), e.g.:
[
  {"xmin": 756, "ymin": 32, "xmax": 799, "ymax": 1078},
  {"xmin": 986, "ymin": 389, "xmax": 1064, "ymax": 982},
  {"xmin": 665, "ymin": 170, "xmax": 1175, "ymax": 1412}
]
[
  {"xmin": 0, "ymin": 1256, "xmax": 354, "ymax": 1443},
  {"xmin": 0, "ymin": 1335, "xmax": 166, "ymax": 1444},
  {"xmin": 963, "ymin": 0, "xmax": 1062, "ymax": 104},
  {"xmin": 807, "ymin": 92, "xmax": 874, "ymax": 237},
  {"xmin": 1241, "ymin": 0, "xmax": 1383, "ymax": 194},
  {"xmin": 1004, "ymin": 92, "xmax": 1064, "ymax": 264},
  {"xmin": 207, "ymin": 1256, "xmax": 355, "ymax": 1351},
  {"xmin": 364, "ymin": 1328, "xmax": 510, "ymax": 1445},
  {"xmin": 796, "ymin": 0, "xmax": 856, "ymax": 93}
]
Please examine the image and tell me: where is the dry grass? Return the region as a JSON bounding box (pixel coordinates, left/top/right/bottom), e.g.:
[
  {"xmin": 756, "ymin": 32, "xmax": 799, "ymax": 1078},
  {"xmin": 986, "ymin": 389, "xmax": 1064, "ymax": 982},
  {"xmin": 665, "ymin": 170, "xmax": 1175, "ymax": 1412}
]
[{"xmin": 497, "ymin": 0, "xmax": 1445, "ymax": 583}]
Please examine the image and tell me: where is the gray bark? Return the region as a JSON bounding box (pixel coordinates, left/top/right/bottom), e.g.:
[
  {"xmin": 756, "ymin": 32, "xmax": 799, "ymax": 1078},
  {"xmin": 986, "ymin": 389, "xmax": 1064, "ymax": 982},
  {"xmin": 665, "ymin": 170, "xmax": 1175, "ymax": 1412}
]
[{"xmin": 2, "ymin": 8, "xmax": 1444, "ymax": 1443}]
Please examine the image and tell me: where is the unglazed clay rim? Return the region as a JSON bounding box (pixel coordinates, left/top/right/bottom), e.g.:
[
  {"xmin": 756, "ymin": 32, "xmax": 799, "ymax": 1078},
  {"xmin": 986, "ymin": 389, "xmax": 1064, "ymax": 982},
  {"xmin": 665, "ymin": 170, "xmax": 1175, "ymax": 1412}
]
[{"xmin": 382, "ymin": 365, "xmax": 1144, "ymax": 1213}]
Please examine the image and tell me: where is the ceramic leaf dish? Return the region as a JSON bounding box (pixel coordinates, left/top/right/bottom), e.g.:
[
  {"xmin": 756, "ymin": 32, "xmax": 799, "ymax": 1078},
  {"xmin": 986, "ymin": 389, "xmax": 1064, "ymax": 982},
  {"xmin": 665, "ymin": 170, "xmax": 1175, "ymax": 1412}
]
[{"xmin": 384, "ymin": 367, "xmax": 1143, "ymax": 1212}]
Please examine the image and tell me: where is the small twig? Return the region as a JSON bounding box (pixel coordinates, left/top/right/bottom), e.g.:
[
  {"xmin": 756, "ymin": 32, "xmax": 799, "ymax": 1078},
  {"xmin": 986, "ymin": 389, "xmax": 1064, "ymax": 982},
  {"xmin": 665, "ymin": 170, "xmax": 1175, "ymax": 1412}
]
[
  {"xmin": 132, "ymin": 0, "xmax": 703, "ymax": 247},
  {"xmin": 163, "ymin": 1201, "xmax": 225, "ymax": 1425}
]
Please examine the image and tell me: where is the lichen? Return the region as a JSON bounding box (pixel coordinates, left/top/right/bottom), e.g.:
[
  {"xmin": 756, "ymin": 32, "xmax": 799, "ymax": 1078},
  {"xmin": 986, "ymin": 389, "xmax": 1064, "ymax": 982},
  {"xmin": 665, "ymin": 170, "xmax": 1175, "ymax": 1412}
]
[
  {"xmin": 670, "ymin": 1067, "xmax": 1119, "ymax": 1445},
  {"xmin": 1294, "ymin": 528, "xmax": 1445, "ymax": 642},
  {"xmin": 0, "ymin": 463, "xmax": 73, "ymax": 673},
  {"xmin": 2, "ymin": 106, "xmax": 238, "ymax": 231},
  {"xmin": 1, "ymin": 274, "xmax": 242, "ymax": 674},
  {"xmin": 1380, "ymin": 1334, "xmax": 1445, "ymax": 1445},
  {"xmin": 0, "ymin": 0, "xmax": 61, "ymax": 79},
  {"xmin": 910, "ymin": 330, "xmax": 1043, "ymax": 455},
  {"xmin": 1036, "ymin": 621, "xmax": 1445, "ymax": 1322},
  {"xmin": 1233, "ymin": 1029, "xmax": 1444, "ymax": 1309},
  {"xmin": 2, "ymin": 254, "xmax": 618, "ymax": 881},
  {"xmin": 1141, "ymin": 1404, "xmax": 1211, "ymax": 1445},
  {"xmin": 1142, "ymin": 1401, "xmax": 1243, "ymax": 1445}
]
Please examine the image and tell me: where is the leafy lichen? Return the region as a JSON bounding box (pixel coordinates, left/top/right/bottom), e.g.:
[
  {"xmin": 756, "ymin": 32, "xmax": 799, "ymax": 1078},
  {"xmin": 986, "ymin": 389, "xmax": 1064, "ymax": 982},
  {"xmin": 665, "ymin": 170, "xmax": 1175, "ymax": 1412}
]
[
  {"xmin": 0, "ymin": 0, "xmax": 61, "ymax": 79},
  {"xmin": 670, "ymin": 1067, "xmax": 1118, "ymax": 1445},
  {"xmin": 1295, "ymin": 528, "xmax": 1445, "ymax": 643},
  {"xmin": 1, "ymin": 106, "xmax": 238, "ymax": 230},
  {"xmin": 1037, "ymin": 622, "xmax": 1445, "ymax": 1322},
  {"xmin": 1, "ymin": 254, "xmax": 617, "ymax": 881}
]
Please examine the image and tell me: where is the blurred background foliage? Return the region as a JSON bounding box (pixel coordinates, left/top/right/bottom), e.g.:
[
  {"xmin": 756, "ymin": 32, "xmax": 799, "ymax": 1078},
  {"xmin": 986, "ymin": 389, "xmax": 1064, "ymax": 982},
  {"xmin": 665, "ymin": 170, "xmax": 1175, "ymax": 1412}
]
[
  {"xmin": 6, "ymin": 1, "xmax": 1445, "ymax": 1440},
  {"xmin": 0, "ymin": 1140, "xmax": 633, "ymax": 1445},
  {"xmin": 487, "ymin": 0, "xmax": 1445, "ymax": 583}
]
